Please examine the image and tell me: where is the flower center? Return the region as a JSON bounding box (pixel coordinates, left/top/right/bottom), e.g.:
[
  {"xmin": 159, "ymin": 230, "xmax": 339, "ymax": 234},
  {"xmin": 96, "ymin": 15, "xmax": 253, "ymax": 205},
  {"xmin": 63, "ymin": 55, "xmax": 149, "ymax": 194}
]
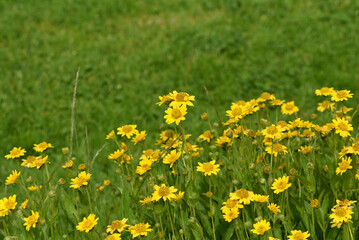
[
  {"xmin": 134, "ymin": 223, "xmax": 147, "ymax": 233},
  {"xmin": 171, "ymin": 109, "xmax": 182, "ymax": 119},
  {"xmin": 202, "ymin": 163, "xmax": 214, "ymax": 172},
  {"xmin": 236, "ymin": 189, "xmax": 249, "ymax": 199},
  {"xmin": 267, "ymin": 126, "xmax": 278, "ymax": 135},
  {"xmin": 276, "ymin": 181, "xmax": 286, "ymax": 189},
  {"xmin": 158, "ymin": 187, "xmax": 170, "ymax": 197},
  {"xmin": 82, "ymin": 219, "xmax": 92, "ymax": 229},
  {"xmin": 175, "ymin": 92, "xmax": 188, "ymax": 102},
  {"xmin": 336, "ymin": 91, "xmax": 347, "ymax": 99},
  {"xmin": 5, "ymin": 201, "xmax": 14, "ymax": 209},
  {"xmin": 353, "ymin": 143, "xmax": 359, "ymax": 151},
  {"xmin": 226, "ymin": 200, "xmax": 237, "ymax": 208},
  {"xmin": 232, "ymin": 107, "xmax": 242, "ymax": 116},
  {"xmin": 337, "ymin": 122, "xmax": 348, "ymax": 131},
  {"xmin": 28, "ymin": 215, "xmax": 37, "ymax": 225},
  {"xmin": 122, "ymin": 126, "xmax": 133, "ymax": 133},
  {"xmin": 293, "ymin": 232, "xmax": 305, "ymax": 240},
  {"xmin": 285, "ymin": 104, "xmax": 294, "ymax": 111},
  {"xmin": 111, "ymin": 220, "xmax": 123, "ymax": 229},
  {"xmin": 272, "ymin": 144, "xmax": 282, "ymax": 152}
]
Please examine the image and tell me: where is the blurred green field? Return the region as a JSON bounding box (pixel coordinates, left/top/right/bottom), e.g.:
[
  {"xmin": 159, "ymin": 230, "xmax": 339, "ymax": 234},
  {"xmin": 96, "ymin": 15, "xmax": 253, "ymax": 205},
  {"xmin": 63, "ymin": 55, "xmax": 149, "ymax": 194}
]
[{"xmin": 1, "ymin": 0, "xmax": 358, "ymax": 172}]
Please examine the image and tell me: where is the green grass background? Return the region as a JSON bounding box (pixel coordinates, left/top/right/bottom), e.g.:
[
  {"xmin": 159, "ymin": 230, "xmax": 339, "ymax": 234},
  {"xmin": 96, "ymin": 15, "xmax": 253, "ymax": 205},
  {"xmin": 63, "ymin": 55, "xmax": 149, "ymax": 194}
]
[{"xmin": 1, "ymin": 0, "xmax": 358, "ymax": 172}]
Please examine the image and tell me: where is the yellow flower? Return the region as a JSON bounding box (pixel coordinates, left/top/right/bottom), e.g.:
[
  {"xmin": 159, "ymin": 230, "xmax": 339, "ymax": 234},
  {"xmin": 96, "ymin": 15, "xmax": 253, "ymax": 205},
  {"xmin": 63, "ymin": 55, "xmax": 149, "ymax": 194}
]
[
  {"xmin": 169, "ymin": 91, "xmax": 195, "ymax": 107},
  {"xmin": 331, "ymin": 90, "xmax": 353, "ymax": 102},
  {"xmin": 221, "ymin": 199, "xmax": 244, "ymax": 214},
  {"xmin": 132, "ymin": 130, "xmax": 147, "ymax": 145},
  {"xmin": 62, "ymin": 160, "xmax": 74, "ymax": 169},
  {"xmin": 315, "ymin": 87, "xmax": 334, "ymax": 96},
  {"xmin": 117, "ymin": 125, "xmax": 138, "ymax": 139},
  {"xmin": 105, "ymin": 130, "xmax": 116, "ymax": 140},
  {"xmin": 28, "ymin": 185, "xmax": 42, "ymax": 192},
  {"xmin": 23, "ymin": 210, "xmax": 40, "ymax": 231},
  {"xmin": 317, "ymin": 100, "xmax": 335, "ymax": 112},
  {"xmin": 78, "ymin": 163, "xmax": 86, "ymax": 170},
  {"xmin": 5, "ymin": 147, "xmax": 26, "ymax": 159},
  {"xmin": 139, "ymin": 196, "xmax": 153, "ymax": 205},
  {"xmin": 33, "ymin": 142, "xmax": 54, "ymax": 152},
  {"xmin": 332, "ymin": 117, "xmax": 353, "ymax": 137},
  {"xmin": 226, "ymin": 103, "xmax": 245, "ymax": 121},
  {"xmin": 30, "ymin": 155, "xmax": 49, "ymax": 169},
  {"xmin": 253, "ymin": 194, "xmax": 269, "ymax": 203},
  {"xmin": 265, "ymin": 143, "xmax": 288, "ymax": 157},
  {"xmin": 76, "ymin": 213, "xmax": 99, "ymax": 232},
  {"xmin": 152, "ymin": 184, "xmax": 177, "ymax": 201},
  {"xmin": 349, "ymin": 142, "xmax": 359, "ymax": 155},
  {"xmin": 230, "ymin": 189, "xmax": 254, "ymax": 205},
  {"xmin": 257, "ymin": 92, "xmax": 276, "ymax": 102},
  {"xmin": 271, "ymin": 176, "xmax": 292, "ymax": 194},
  {"xmin": 336, "ymin": 157, "xmax": 353, "ymax": 175},
  {"xmin": 270, "ymin": 99, "xmax": 284, "ymax": 106},
  {"xmin": 107, "ymin": 218, "xmax": 129, "ymax": 233},
  {"xmin": 196, "ymin": 160, "xmax": 220, "ymax": 176},
  {"xmin": 164, "ymin": 104, "xmax": 187, "ymax": 125},
  {"xmin": 268, "ymin": 203, "xmax": 281, "ymax": 214},
  {"xmin": 104, "ymin": 180, "xmax": 111, "ymax": 186},
  {"xmin": 199, "ymin": 130, "xmax": 213, "ymax": 142},
  {"xmin": 135, "ymin": 159, "xmax": 152, "ymax": 175},
  {"xmin": 163, "ymin": 150, "xmax": 181, "ymax": 168},
  {"xmin": 310, "ymin": 199, "xmax": 319, "ymax": 208},
  {"xmin": 251, "ymin": 219, "xmax": 271, "ymax": 235},
  {"xmin": 20, "ymin": 199, "xmax": 29, "ymax": 209},
  {"xmin": 298, "ymin": 145, "xmax": 312, "ymax": 154},
  {"xmin": 5, "ymin": 170, "xmax": 21, "ymax": 185},
  {"xmin": 106, "ymin": 233, "xmax": 121, "ymax": 240},
  {"xmin": 269, "ymin": 238, "xmax": 280, "ymax": 240},
  {"xmin": 173, "ymin": 191, "xmax": 185, "ymax": 202},
  {"xmin": 216, "ymin": 136, "xmax": 233, "ymax": 148},
  {"xmin": 0, "ymin": 195, "xmax": 17, "ymax": 217},
  {"xmin": 223, "ymin": 208, "xmax": 239, "ymax": 222},
  {"xmin": 157, "ymin": 94, "xmax": 173, "ymax": 106},
  {"xmin": 21, "ymin": 156, "xmax": 37, "ymax": 168},
  {"xmin": 108, "ymin": 149, "xmax": 125, "ymax": 160},
  {"xmin": 70, "ymin": 171, "xmax": 91, "ymax": 189},
  {"xmin": 281, "ymin": 101, "xmax": 299, "ymax": 115},
  {"xmin": 288, "ymin": 230, "xmax": 310, "ymax": 240},
  {"xmin": 262, "ymin": 124, "xmax": 284, "ymax": 140},
  {"xmin": 128, "ymin": 223, "xmax": 152, "ymax": 238},
  {"xmin": 337, "ymin": 106, "xmax": 353, "ymax": 114}
]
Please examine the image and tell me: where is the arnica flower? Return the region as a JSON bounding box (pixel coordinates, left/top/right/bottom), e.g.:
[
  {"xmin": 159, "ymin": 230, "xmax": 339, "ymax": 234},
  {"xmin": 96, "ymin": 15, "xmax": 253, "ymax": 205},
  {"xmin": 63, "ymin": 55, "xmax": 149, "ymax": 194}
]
[
  {"xmin": 199, "ymin": 130, "xmax": 213, "ymax": 142},
  {"xmin": 271, "ymin": 176, "xmax": 292, "ymax": 194},
  {"xmin": 164, "ymin": 104, "xmax": 187, "ymax": 125},
  {"xmin": 269, "ymin": 237, "xmax": 280, "ymax": 240},
  {"xmin": 76, "ymin": 213, "xmax": 99, "ymax": 232},
  {"xmin": 128, "ymin": 223, "xmax": 152, "ymax": 238},
  {"xmin": 298, "ymin": 145, "xmax": 312, "ymax": 154},
  {"xmin": 28, "ymin": 185, "xmax": 42, "ymax": 192},
  {"xmin": 349, "ymin": 142, "xmax": 359, "ymax": 155},
  {"xmin": 265, "ymin": 143, "xmax": 288, "ymax": 157},
  {"xmin": 257, "ymin": 92, "xmax": 276, "ymax": 102},
  {"xmin": 106, "ymin": 233, "xmax": 121, "ymax": 240},
  {"xmin": 157, "ymin": 94, "xmax": 173, "ymax": 106},
  {"xmin": 33, "ymin": 142, "xmax": 54, "ymax": 152},
  {"xmin": 253, "ymin": 194, "xmax": 269, "ymax": 203},
  {"xmin": 315, "ymin": 87, "xmax": 334, "ymax": 96},
  {"xmin": 163, "ymin": 149, "xmax": 181, "ymax": 168},
  {"xmin": 270, "ymin": 99, "xmax": 284, "ymax": 106},
  {"xmin": 196, "ymin": 160, "xmax": 220, "ymax": 176},
  {"xmin": 216, "ymin": 135, "xmax": 233, "ymax": 148},
  {"xmin": 262, "ymin": 124, "xmax": 284, "ymax": 140},
  {"xmin": 139, "ymin": 196, "xmax": 153, "ymax": 205},
  {"xmin": 268, "ymin": 203, "xmax": 281, "ymax": 214},
  {"xmin": 104, "ymin": 180, "xmax": 111, "ymax": 186},
  {"xmin": 336, "ymin": 157, "xmax": 353, "ymax": 175},
  {"xmin": 20, "ymin": 199, "xmax": 29, "ymax": 209},
  {"xmin": 221, "ymin": 199, "xmax": 244, "ymax": 214},
  {"xmin": 132, "ymin": 130, "xmax": 147, "ymax": 145},
  {"xmin": 152, "ymin": 184, "xmax": 177, "ymax": 201},
  {"xmin": 169, "ymin": 91, "xmax": 195, "ymax": 107},
  {"xmin": 173, "ymin": 191, "xmax": 185, "ymax": 202},
  {"xmin": 317, "ymin": 100, "xmax": 335, "ymax": 112},
  {"xmin": 332, "ymin": 117, "xmax": 353, "ymax": 137},
  {"xmin": 23, "ymin": 211, "xmax": 40, "ymax": 231},
  {"xmin": 226, "ymin": 103, "xmax": 245, "ymax": 121},
  {"xmin": 108, "ymin": 149, "xmax": 125, "ymax": 160},
  {"xmin": 310, "ymin": 199, "xmax": 319, "ymax": 208},
  {"xmin": 5, "ymin": 170, "xmax": 21, "ymax": 185},
  {"xmin": 21, "ymin": 156, "xmax": 37, "ymax": 168},
  {"xmin": 288, "ymin": 230, "xmax": 310, "ymax": 240},
  {"xmin": 107, "ymin": 218, "xmax": 129, "ymax": 234},
  {"xmin": 135, "ymin": 159, "xmax": 152, "ymax": 175},
  {"xmin": 117, "ymin": 125, "xmax": 138, "ymax": 139},
  {"xmin": 331, "ymin": 89, "xmax": 353, "ymax": 102},
  {"xmin": 251, "ymin": 219, "xmax": 271, "ymax": 235},
  {"xmin": 5, "ymin": 147, "xmax": 26, "ymax": 159},
  {"xmin": 281, "ymin": 101, "xmax": 299, "ymax": 115},
  {"xmin": 230, "ymin": 189, "xmax": 254, "ymax": 205},
  {"xmin": 31, "ymin": 155, "xmax": 49, "ymax": 169},
  {"xmin": 330, "ymin": 205, "xmax": 354, "ymax": 228},
  {"xmin": 70, "ymin": 171, "xmax": 91, "ymax": 189},
  {"xmin": 62, "ymin": 160, "xmax": 74, "ymax": 169},
  {"xmin": 223, "ymin": 208, "xmax": 239, "ymax": 222},
  {"xmin": 0, "ymin": 195, "xmax": 17, "ymax": 217},
  {"xmin": 78, "ymin": 164, "xmax": 86, "ymax": 170},
  {"xmin": 105, "ymin": 130, "xmax": 115, "ymax": 140}
]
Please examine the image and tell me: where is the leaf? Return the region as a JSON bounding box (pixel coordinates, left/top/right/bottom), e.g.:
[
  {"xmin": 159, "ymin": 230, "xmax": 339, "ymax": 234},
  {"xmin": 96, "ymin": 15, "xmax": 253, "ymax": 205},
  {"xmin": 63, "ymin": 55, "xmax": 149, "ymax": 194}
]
[
  {"xmin": 189, "ymin": 219, "xmax": 204, "ymax": 240},
  {"xmin": 222, "ymin": 223, "xmax": 234, "ymax": 240}
]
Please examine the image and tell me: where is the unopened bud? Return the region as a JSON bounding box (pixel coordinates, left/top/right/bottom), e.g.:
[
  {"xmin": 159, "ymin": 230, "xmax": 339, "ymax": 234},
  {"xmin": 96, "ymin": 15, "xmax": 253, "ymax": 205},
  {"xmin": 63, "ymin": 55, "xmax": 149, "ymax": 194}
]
[
  {"xmin": 26, "ymin": 176, "xmax": 33, "ymax": 183},
  {"xmin": 126, "ymin": 176, "xmax": 132, "ymax": 182},
  {"xmin": 206, "ymin": 191, "xmax": 213, "ymax": 198},
  {"xmin": 201, "ymin": 113, "xmax": 208, "ymax": 121},
  {"xmin": 58, "ymin": 178, "xmax": 66, "ymax": 185}
]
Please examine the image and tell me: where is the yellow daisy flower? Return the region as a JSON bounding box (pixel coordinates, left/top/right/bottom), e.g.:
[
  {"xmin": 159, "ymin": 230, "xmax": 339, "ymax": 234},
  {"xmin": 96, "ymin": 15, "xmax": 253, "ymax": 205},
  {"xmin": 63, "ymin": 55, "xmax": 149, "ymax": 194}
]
[
  {"xmin": 199, "ymin": 130, "xmax": 213, "ymax": 142},
  {"xmin": 257, "ymin": 92, "xmax": 276, "ymax": 102},
  {"xmin": 229, "ymin": 189, "xmax": 254, "ymax": 205},
  {"xmin": 62, "ymin": 160, "xmax": 74, "ymax": 169},
  {"xmin": 262, "ymin": 124, "xmax": 284, "ymax": 140},
  {"xmin": 298, "ymin": 145, "xmax": 312, "ymax": 154},
  {"xmin": 281, "ymin": 101, "xmax": 299, "ymax": 115},
  {"xmin": 76, "ymin": 213, "xmax": 99, "ymax": 232},
  {"xmin": 108, "ymin": 149, "xmax": 125, "ymax": 160},
  {"xmin": 332, "ymin": 117, "xmax": 353, "ymax": 137},
  {"xmin": 28, "ymin": 185, "xmax": 42, "ymax": 192},
  {"xmin": 331, "ymin": 90, "xmax": 353, "ymax": 102},
  {"xmin": 315, "ymin": 87, "xmax": 334, "ymax": 96},
  {"xmin": 216, "ymin": 136, "xmax": 233, "ymax": 148},
  {"xmin": 139, "ymin": 196, "xmax": 153, "ymax": 205},
  {"xmin": 163, "ymin": 149, "xmax": 181, "ymax": 168},
  {"xmin": 169, "ymin": 91, "xmax": 195, "ymax": 107},
  {"xmin": 20, "ymin": 199, "xmax": 29, "ymax": 209},
  {"xmin": 0, "ymin": 195, "xmax": 17, "ymax": 217},
  {"xmin": 310, "ymin": 199, "xmax": 319, "ymax": 208},
  {"xmin": 152, "ymin": 184, "xmax": 177, "ymax": 201},
  {"xmin": 164, "ymin": 104, "xmax": 187, "ymax": 125},
  {"xmin": 5, "ymin": 147, "xmax": 26, "ymax": 159},
  {"xmin": 23, "ymin": 210, "xmax": 40, "ymax": 231},
  {"xmin": 21, "ymin": 156, "xmax": 37, "ymax": 168},
  {"xmin": 106, "ymin": 233, "xmax": 121, "ymax": 240},
  {"xmin": 33, "ymin": 142, "xmax": 54, "ymax": 152},
  {"xmin": 157, "ymin": 94, "xmax": 173, "ymax": 106},
  {"xmin": 70, "ymin": 171, "xmax": 91, "ymax": 189},
  {"xmin": 270, "ymin": 99, "xmax": 284, "ymax": 106},
  {"xmin": 5, "ymin": 170, "xmax": 21, "ymax": 186},
  {"xmin": 288, "ymin": 230, "xmax": 310, "ymax": 240},
  {"xmin": 107, "ymin": 218, "xmax": 129, "ymax": 234},
  {"xmin": 226, "ymin": 103, "xmax": 245, "ymax": 121},
  {"xmin": 265, "ymin": 143, "xmax": 288, "ymax": 157},
  {"xmin": 253, "ymin": 194, "xmax": 269, "ymax": 203},
  {"xmin": 173, "ymin": 191, "xmax": 185, "ymax": 202},
  {"xmin": 271, "ymin": 176, "xmax": 292, "ymax": 194},
  {"xmin": 132, "ymin": 130, "xmax": 147, "ymax": 145},
  {"xmin": 336, "ymin": 157, "xmax": 353, "ymax": 175},
  {"xmin": 128, "ymin": 223, "xmax": 152, "ymax": 238},
  {"xmin": 268, "ymin": 203, "xmax": 281, "ymax": 214},
  {"xmin": 317, "ymin": 100, "xmax": 335, "ymax": 112},
  {"xmin": 251, "ymin": 219, "xmax": 271, "ymax": 235},
  {"xmin": 196, "ymin": 160, "xmax": 220, "ymax": 176},
  {"xmin": 117, "ymin": 125, "xmax": 138, "ymax": 139},
  {"xmin": 223, "ymin": 208, "xmax": 239, "ymax": 222},
  {"xmin": 105, "ymin": 130, "xmax": 116, "ymax": 140},
  {"xmin": 135, "ymin": 159, "xmax": 152, "ymax": 175}
]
